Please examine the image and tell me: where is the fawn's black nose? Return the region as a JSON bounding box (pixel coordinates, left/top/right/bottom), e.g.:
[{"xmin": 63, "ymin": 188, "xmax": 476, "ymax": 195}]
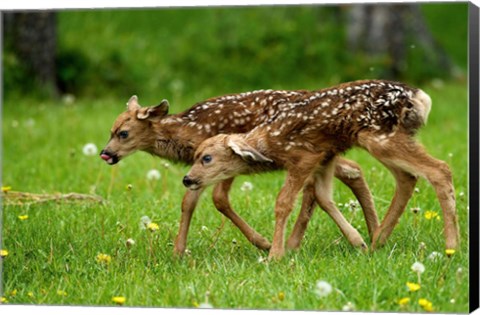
[{"xmin": 182, "ymin": 176, "xmax": 194, "ymax": 187}]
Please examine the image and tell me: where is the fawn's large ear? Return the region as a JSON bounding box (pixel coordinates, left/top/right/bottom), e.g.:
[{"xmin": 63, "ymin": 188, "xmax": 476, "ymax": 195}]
[
  {"xmin": 227, "ymin": 138, "xmax": 273, "ymax": 163},
  {"xmin": 126, "ymin": 95, "xmax": 141, "ymax": 111},
  {"xmin": 136, "ymin": 100, "xmax": 170, "ymax": 120}
]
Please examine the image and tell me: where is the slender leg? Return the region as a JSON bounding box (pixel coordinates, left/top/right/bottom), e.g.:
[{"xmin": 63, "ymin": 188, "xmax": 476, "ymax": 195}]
[
  {"xmin": 360, "ymin": 133, "xmax": 459, "ymax": 250},
  {"xmin": 286, "ymin": 178, "xmax": 316, "ymax": 250},
  {"xmin": 313, "ymin": 159, "xmax": 368, "ymax": 250},
  {"xmin": 286, "ymin": 157, "xmax": 378, "ymax": 250},
  {"xmin": 269, "ymin": 171, "xmax": 311, "ymax": 260},
  {"xmin": 335, "ymin": 157, "xmax": 379, "ymax": 239},
  {"xmin": 371, "ymin": 166, "xmax": 417, "ymax": 250},
  {"xmin": 174, "ymin": 188, "xmax": 204, "ymax": 256},
  {"xmin": 212, "ymin": 178, "xmax": 271, "ymax": 250}
]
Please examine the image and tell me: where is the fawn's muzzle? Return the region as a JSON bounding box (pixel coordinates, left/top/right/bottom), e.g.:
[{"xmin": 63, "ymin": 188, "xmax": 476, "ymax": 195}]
[
  {"xmin": 100, "ymin": 150, "xmax": 119, "ymax": 165},
  {"xmin": 182, "ymin": 175, "xmax": 200, "ymax": 189}
]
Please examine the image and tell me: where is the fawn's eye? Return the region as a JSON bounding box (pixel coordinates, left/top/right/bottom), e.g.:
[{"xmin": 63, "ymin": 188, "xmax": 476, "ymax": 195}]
[
  {"xmin": 202, "ymin": 155, "xmax": 212, "ymax": 164},
  {"xmin": 118, "ymin": 130, "xmax": 129, "ymax": 139}
]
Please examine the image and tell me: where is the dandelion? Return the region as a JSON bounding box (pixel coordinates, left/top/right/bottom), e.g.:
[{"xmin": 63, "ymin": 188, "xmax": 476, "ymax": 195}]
[
  {"xmin": 258, "ymin": 256, "xmax": 267, "ymax": 264},
  {"xmin": 96, "ymin": 253, "xmax": 112, "ymax": 265},
  {"xmin": 112, "ymin": 296, "xmax": 126, "ymax": 305},
  {"xmin": 414, "ymin": 187, "xmax": 420, "ymax": 193},
  {"xmin": 418, "ymin": 298, "xmax": 433, "ymax": 311},
  {"xmin": 18, "ymin": 215, "xmax": 29, "ymax": 221},
  {"xmin": 162, "ymin": 161, "xmax": 170, "ymax": 168},
  {"xmin": 126, "ymin": 184, "xmax": 133, "ymax": 191},
  {"xmin": 424, "ymin": 211, "xmax": 440, "ymax": 220},
  {"xmin": 146, "ymin": 169, "xmax": 161, "ymax": 181},
  {"xmin": 1, "ymin": 186, "xmax": 12, "ymax": 193},
  {"xmin": 82, "ymin": 143, "xmax": 98, "ymax": 156},
  {"xmin": 0, "ymin": 249, "xmax": 8, "ymax": 258},
  {"xmin": 406, "ymin": 282, "xmax": 421, "ymax": 292},
  {"xmin": 345, "ymin": 199, "xmax": 359, "ymax": 212},
  {"xmin": 342, "ymin": 302, "xmax": 354, "ymax": 311},
  {"xmin": 428, "ymin": 251, "xmax": 442, "ymax": 261},
  {"xmin": 57, "ymin": 290, "xmax": 67, "ymax": 297},
  {"xmin": 445, "ymin": 249, "xmax": 456, "ymax": 257},
  {"xmin": 411, "ymin": 262, "xmax": 425, "ymax": 274},
  {"xmin": 126, "ymin": 238, "xmax": 135, "ymax": 247},
  {"xmin": 240, "ymin": 181, "xmax": 254, "ymax": 192},
  {"xmin": 198, "ymin": 302, "xmax": 213, "ymax": 308},
  {"xmin": 314, "ymin": 280, "xmax": 333, "ymax": 298},
  {"xmin": 278, "ymin": 292, "xmax": 285, "ymax": 301},
  {"xmin": 147, "ymin": 222, "xmax": 159, "ymax": 232},
  {"xmin": 411, "ymin": 207, "xmax": 421, "ymax": 214},
  {"xmin": 398, "ymin": 297, "xmax": 410, "ymax": 305},
  {"xmin": 1, "ymin": 297, "xmax": 7, "ymax": 303},
  {"xmin": 450, "ymin": 298, "xmax": 456, "ymax": 304},
  {"xmin": 27, "ymin": 292, "xmax": 34, "ymax": 298},
  {"xmin": 139, "ymin": 216, "xmax": 152, "ymax": 230},
  {"xmin": 9, "ymin": 290, "xmax": 17, "ymax": 297},
  {"xmin": 458, "ymin": 191, "xmax": 465, "ymax": 198}
]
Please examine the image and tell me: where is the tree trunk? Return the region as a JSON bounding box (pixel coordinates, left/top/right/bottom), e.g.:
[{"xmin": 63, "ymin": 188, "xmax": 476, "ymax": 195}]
[
  {"xmin": 346, "ymin": 4, "xmax": 453, "ymax": 79},
  {"xmin": 5, "ymin": 11, "xmax": 59, "ymax": 96}
]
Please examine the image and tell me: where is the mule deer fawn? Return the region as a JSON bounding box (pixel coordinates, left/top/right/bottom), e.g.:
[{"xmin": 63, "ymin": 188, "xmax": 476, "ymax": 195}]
[
  {"xmin": 101, "ymin": 89, "xmax": 379, "ymax": 255},
  {"xmin": 184, "ymin": 80, "xmax": 459, "ymax": 259}
]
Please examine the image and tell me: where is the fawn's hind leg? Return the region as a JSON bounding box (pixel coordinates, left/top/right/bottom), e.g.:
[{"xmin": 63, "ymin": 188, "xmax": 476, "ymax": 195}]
[
  {"xmin": 360, "ymin": 133, "xmax": 459, "ymax": 250},
  {"xmin": 212, "ymin": 178, "xmax": 271, "ymax": 250}
]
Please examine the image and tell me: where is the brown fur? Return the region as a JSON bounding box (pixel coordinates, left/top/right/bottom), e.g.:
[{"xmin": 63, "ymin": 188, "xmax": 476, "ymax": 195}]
[
  {"xmin": 101, "ymin": 88, "xmax": 379, "ymax": 255},
  {"xmin": 185, "ymin": 80, "xmax": 459, "ymax": 259}
]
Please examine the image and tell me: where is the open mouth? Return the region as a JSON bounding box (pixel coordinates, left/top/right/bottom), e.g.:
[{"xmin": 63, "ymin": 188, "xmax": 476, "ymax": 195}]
[{"xmin": 100, "ymin": 150, "xmax": 119, "ymax": 165}]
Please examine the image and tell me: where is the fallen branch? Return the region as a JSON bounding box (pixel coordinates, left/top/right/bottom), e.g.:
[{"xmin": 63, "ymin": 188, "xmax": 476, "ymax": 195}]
[{"xmin": 1, "ymin": 190, "xmax": 105, "ymax": 206}]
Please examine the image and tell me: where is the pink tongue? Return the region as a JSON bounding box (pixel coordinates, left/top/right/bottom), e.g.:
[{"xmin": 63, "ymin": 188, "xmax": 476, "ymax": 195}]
[{"xmin": 100, "ymin": 154, "xmax": 111, "ymax": 161}]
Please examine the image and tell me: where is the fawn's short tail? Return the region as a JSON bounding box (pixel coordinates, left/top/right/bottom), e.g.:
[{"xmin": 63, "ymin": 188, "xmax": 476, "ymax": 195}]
[
  {"xmin": 410, "ymin": 89, "xmax": 432, "ymax": 125},
  {"xmin": 400, "ymin": 89, "xmax": 432, "ymax": 133}
]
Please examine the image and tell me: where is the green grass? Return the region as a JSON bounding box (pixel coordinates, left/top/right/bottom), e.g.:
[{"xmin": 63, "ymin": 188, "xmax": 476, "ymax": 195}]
[{"xmin": 1, "ymin": 81, "xmax": 469, "ymax": 312}]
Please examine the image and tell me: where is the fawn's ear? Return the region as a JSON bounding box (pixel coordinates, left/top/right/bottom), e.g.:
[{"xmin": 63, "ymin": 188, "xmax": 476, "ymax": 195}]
[
  {"xmin": 227, "ymin": 138, "xmax": 273, "ymax": 163},
  {"xmin": 126, "ymin": 95, "xmax": 141, "ymax": 111},
  {"xmin": 136, "ymin": 100, "xmax": 170, "ymax": 120}
]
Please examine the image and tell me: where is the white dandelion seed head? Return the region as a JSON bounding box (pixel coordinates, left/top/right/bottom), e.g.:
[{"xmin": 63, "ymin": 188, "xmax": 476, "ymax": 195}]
[
  {"xmin": 82, "ymin": 143, "xmax": 98, "ymax": 156},
  {"xmin": 198, "ymin": 302, "xmax": 213, "ymax": 309},
  {"xmin": 342, "ymin": 302, "xmax": 355, "ymax": 311},
  {"xmin": 240, "ymin": 181, "xmax": 254, "ymax": 192},
  {"xmin": 411, "ymin": 207, "xmax": 421, "ymax": 214},
  {"xmin": 315, "ymin": 280, "xmax": 333, "ymax": 297},
  {"xmin": 201, "ymin": 225, "xmax": 209, "ymax": 232},
  {"xmin": 258, "ymin": 256, "xmax": 267, "ymax": 264},
  {"xmin": 414, "ymin": 187, "xmax": 420, "ymax": 193},
  {"xmin": 428, "ymin": 251, "xmax": 442, "ymax": 261},
  {"xmin": 411, "ymin": 262, "xmax": 425, "ymax": 274},
  {"xmin": 139, "ymin": 216, "xmax": 152, "ymax": 230},
  {"xmin": 146, "ymin": 169, "xmax": 161, "ymax": 180},
  {"xmin": 450, "ymin": 298, "xmax": 456, "ymax": 304},
  {"xmin": 126, "ymin": 238, "xmax": 135, "ymax": 247}
]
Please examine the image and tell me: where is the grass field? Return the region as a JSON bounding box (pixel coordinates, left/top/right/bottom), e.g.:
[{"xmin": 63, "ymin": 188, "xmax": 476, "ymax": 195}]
[{"xmin": 1, "ymin": 80, "xmax": 469, "ymax": 312}]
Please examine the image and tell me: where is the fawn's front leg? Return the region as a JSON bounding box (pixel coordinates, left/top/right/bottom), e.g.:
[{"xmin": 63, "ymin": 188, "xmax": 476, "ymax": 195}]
[
  {"xmin": 269, "ymin": 171, "xmax": 311, "ymax": 260},
  {"xmin": 212, "ymin": 178, "xmax": 271, "ymax": 250},
  {"xmin": 174, "ymin": 188, "xmax": 205, "ymax": 256}
]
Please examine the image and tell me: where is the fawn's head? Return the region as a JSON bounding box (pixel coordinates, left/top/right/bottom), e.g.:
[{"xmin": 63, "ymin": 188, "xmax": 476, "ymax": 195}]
[
  {"xmin": 100, "ymin": 96, "xmax": 169, "ymax": 165},
  {"xmin": 183, "ymin": 134, "xmax": 273, "ymax": 190}
]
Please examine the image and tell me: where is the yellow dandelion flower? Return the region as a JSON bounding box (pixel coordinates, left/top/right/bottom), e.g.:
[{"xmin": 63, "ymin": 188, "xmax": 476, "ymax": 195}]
[
  {"xmin": 1, "ymin": 297, "xmax": 8, "ymax": 303},
  {"xmin": 192, "ymin": 301, "xmax": 199, "ymax": 307},
  {"xmin": 0, "ymin": 249, "xmax": 8, "ymax": 257},
  {"xmin": 398, "ymin": 297, "xmax": 411, "ymax": 305},
  {"xmin": 10, "ymin": 289, "xmax": 17, "ymax": 297},
  {"xmin": 112, "ymin": 296, "xmax": 126, "ymax": 305},
  {"xmin": 147, "ymin": 222, "xmax": 159, "ymax": 232},
  {"xmin": 1, "ymin": 186, "xmax": 12, "ymax": 193},
  {"xmin": 445, "ymin": 249, "xmax": 456, "ymax": 257},
  {"xmin": 424, "ymin": 210, "xmax": 439, "ymax": 220},
  {"xmin": 406, "ymin": 282, "xmax": 421, "ymax": 292},
  {"xmin": 96, "ymin": 253, "xmax": 112, "ymax": 264},
  {"xmin": 27, "ymin": 292, "xmax": 34, "ymax": 298},
  {"xmin": 419, "ymin": 298, "xmax": 433, "ymax": 311},
  {"xmin": 278, "ymin": 292, "xmax": 285, "ymax": 301},
  {"xmin": 57, "ymin": 290, "xmax": 67, "ymax": 297},
  {"xmin": 18, "ymin": 215, "xmax": 29, "ymax": 221}
]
